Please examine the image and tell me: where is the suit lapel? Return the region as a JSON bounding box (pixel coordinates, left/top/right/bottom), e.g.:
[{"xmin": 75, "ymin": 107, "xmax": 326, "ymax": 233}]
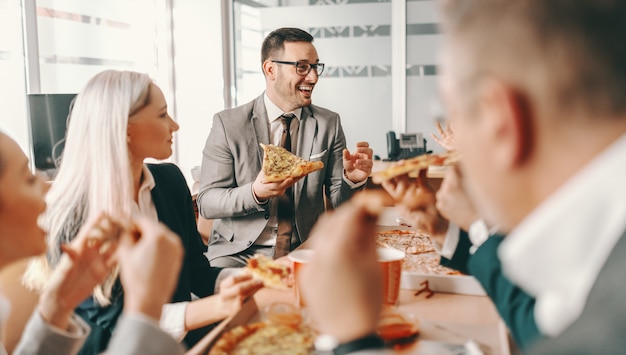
[
  {"xmin": 297, "ymin": 106, "xmax": 317, "ymax": 159},
  {"xmin": 252, "ymin": 94, "xmax": 271, "ymax": 163}
]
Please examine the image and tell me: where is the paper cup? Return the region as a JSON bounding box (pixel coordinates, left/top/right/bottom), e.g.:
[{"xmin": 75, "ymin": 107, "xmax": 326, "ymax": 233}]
[
  {"xmin": 377, "ymin": 247, "xmax": 405, "ymax": 306},
  {"xmin": 288, "ymin": 249, "xmax": 314, "ymax": 307}
]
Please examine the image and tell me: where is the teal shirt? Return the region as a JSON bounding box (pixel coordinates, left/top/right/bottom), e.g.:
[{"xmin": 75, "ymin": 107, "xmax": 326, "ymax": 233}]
[{"xmin": 441, "ymin": 232, "xmax": 543, "ymax": 351}]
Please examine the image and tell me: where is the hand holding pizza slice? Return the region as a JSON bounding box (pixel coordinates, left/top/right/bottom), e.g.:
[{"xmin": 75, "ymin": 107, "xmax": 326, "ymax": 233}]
[
  {"xmin": 260, "ymin": 143, "xmax": 324, "ymax": 183},
  {"xmin": 371, "ymin": 150, "xmax": 460, "ymax": 184}
]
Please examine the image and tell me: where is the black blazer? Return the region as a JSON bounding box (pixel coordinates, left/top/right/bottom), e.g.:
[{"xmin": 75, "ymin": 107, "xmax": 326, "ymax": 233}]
[{"xmin": 76, "ymin": 163, "xmax": 222, "ymax": 354}]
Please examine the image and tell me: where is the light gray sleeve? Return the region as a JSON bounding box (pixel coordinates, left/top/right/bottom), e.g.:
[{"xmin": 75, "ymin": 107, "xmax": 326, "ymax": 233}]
[
  {"xmin": 13, "ymin": 311, "xmax": 89, "ymax": 355},
  {"xmin": 107, "ymin": 314, "xmax": 185, "ymax": 355},
  {"xmin": 197, "ymin": 113, "xmax": 265, "ymax": 219}
]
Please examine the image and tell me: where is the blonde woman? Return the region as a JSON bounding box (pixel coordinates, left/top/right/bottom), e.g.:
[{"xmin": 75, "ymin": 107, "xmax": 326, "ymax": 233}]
[
  {"xmin": 25, "ymin": 70, "xmax": 263, "ymax": 353},
  {"xmin": 0, "ymin": 130, "xmax": 186, "ymax": 354}
]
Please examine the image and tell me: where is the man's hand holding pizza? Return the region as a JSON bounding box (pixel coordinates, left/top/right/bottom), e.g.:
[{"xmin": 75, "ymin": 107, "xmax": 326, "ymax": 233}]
[
  {"xmin": 343, "ymin": 141, "xmax": 374, "ymax": 183},
  {"xmin": 252, "ymin": 170, "xmax": 302, "ymax": 202},
  {"xmin": 381, "ymin": 169, "xmax": 449, "ymax": 245}
]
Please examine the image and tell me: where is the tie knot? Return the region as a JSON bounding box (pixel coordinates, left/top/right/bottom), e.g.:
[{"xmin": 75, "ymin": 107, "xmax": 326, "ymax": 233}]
[{"xmin": 280, "ymin": 113, "xmax": 294, "ymax": 129}]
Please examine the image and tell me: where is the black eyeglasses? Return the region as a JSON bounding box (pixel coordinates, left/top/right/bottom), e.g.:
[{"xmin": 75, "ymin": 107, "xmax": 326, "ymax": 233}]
[{"xmin": 271, "ymin": 60, "xmax": 325, "ymax": 76}]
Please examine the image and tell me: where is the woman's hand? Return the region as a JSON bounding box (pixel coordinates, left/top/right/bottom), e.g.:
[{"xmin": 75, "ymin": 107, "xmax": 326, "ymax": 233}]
[
  {"xmin": 217, "ymin": 274, "xmax": 264, "ymax": 316},
  {"xmin": 38, "ymin": 213, "xmax": 120, "ymax": 330}
]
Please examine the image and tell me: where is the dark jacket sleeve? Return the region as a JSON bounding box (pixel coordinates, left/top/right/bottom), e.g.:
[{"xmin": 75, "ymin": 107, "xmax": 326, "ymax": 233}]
[
  {"xmin": 439, "ymin": 229, "xmax": 473, "ymax": 274},
  {"xmin": 75, "ymin": 283, "xmax": 124, "ymax": 355},
  {"xmin": 468, "ymin": 235, "xmax": 543, "ymax": 351},
  {"xmin": 149, "ymin": 163, "xmax": 223, "ymax": 299}
]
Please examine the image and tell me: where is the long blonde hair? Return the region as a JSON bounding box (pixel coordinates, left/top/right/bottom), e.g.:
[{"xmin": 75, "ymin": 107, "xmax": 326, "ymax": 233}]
[{"xmin": 24, "ymin": 70, "xmax": 152, "ymax": 305}]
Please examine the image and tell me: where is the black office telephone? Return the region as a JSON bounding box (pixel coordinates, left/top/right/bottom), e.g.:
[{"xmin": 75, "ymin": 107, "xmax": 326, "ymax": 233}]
[{"xmin": 385, "ymin": 131, "xmax": 430, "ymax": 161}]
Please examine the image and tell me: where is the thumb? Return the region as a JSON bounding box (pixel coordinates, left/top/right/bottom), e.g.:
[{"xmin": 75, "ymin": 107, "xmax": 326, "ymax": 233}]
[{"xmin": 416, "ymin": 168, "xmax": 428, "ymax": 187}]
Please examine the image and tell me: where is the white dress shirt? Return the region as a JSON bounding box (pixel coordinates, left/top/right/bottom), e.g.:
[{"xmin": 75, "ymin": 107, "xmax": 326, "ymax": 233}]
[
  {"xmin": 133, "ymin": 165, "xmax": 188, "ymax": 342},
  {"xmin": 499, "ymin": 133, "xmax": 626, "ymax": 336}
]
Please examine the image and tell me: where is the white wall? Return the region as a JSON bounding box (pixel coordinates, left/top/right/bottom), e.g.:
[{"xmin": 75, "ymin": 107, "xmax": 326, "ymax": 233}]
[{"xmin": 171, "ymin": 0, "xmax": 225, "ymax": 188}]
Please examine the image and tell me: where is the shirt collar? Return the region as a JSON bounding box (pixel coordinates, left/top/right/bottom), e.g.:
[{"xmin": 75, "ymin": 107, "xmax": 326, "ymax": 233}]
[
  {"xmin": 140, "ymin": 164, "xmax": 156, "ymax": 192},
  {"xmin": 263, "ymin": 92, "xmax": 302, "ymax": 123},
  {"xmin": 499, "ymin": 133, "xmax": 626, "ymax": 336}
]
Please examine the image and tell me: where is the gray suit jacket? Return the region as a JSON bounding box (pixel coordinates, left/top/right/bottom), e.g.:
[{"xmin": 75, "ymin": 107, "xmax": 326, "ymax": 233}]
[
  {"xmin": 530, "ymin": 230, "xmax": 626, "ymax": 354},
  {"xmin": 11, "ymin": 312, "xmax": 183, "ymax": 355},
  {"xmin": 197, "ymin": 94, "xmax": 359, "ymax": 261}
]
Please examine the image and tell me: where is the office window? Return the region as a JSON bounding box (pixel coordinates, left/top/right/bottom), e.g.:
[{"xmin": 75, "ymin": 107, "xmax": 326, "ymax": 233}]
[
  {"xmin": 0, "ymin": 0, "xmax": 29, "ymax": 152},
  {"xmin": 35, "ymin": 0, "xmax": 161, "ymax": 93}
]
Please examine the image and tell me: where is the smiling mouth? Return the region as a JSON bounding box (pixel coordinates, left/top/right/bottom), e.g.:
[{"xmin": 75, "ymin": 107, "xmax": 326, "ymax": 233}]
[{"xmin": 298, "ymin": 85, "xmax": 313, "ymax": 95}]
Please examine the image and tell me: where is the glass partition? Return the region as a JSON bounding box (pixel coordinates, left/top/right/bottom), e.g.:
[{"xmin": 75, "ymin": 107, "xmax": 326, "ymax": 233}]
[{"xmin": 406, "ymin": 0, "xmax": 444, "ymax": 153}]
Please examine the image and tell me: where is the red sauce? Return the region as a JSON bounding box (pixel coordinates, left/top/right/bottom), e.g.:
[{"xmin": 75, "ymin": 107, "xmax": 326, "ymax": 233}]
[{"xmin": 377, "ymin": 322, "xmax": 419, "ymax": 340}]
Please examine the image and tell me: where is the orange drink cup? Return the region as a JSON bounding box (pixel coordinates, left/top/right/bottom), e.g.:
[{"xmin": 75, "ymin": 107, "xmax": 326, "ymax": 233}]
[
  {"xmin": 288, "ymin": 249, "xmax": 314, "ymax": 307},
  {"xmin": 377, "ymin": 247, "xmax": 405, "ymax": 306}
]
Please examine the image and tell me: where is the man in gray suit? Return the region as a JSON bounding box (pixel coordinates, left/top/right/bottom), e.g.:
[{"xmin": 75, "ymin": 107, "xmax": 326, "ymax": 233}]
[{"xmin": 197, "ymin": 27, "xmax": 373, "ymax": 267}]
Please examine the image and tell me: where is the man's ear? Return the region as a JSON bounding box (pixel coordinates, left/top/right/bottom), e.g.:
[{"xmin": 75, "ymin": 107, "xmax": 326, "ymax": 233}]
[
  {"xmin": 262, "ymin": 60, "xmax": 275, "ymax": 80},
  {"xmin": 480, "ymin": 80, "xmax": 534, "ymax": 169}
]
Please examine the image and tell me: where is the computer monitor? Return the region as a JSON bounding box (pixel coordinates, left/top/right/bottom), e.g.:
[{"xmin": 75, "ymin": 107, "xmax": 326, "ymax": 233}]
[{"xmin": 27, "ymin": 93, "xmax": 77, "ymax": 171}]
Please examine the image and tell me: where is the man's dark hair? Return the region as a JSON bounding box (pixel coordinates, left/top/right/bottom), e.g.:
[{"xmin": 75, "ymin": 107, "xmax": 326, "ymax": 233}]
[
  {"xmin": 441, "ymin": 0, "xmax": 626, "ymax": 118},
  {"xmin": 261, "ymin": 27, "xmax": 314, "ymax": 64}
]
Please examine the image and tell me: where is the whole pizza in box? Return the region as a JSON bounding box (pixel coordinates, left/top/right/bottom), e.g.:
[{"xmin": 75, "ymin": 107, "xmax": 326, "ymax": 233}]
[
  {"xmin": 208, "ymin": 301, "xmax": 316, "ymax": 355},
  {"xmin": 376, "ymin": 229, "xmax": 460, "ymax": 275}
]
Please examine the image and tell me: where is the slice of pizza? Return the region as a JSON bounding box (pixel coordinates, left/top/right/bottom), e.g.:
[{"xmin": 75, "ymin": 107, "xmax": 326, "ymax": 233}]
[
  {"xmin": 260, "ymin": 143, "xmax": 324, "ymax": 183},
  {"xmin": 371, "ymin": 151, "xmax": 460, "ymax": 184},
  {"xmin": 246, "ymin": 254, "xmax": 291, "ymax": 290}
]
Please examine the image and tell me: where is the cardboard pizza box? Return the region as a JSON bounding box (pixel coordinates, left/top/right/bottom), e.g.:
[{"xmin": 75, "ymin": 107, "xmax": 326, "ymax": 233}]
[{"xmin": 376, "ymin": 221, "xmax": 487, "ymax": 296}]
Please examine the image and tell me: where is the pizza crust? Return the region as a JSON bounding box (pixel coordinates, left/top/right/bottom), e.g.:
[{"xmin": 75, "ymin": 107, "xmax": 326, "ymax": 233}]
[{"xmin": 260, "ymin": 143, "xmax": 324, "ymax": 183}]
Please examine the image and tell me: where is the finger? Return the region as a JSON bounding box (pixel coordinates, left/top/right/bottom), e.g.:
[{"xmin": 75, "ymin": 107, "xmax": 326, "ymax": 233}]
[
  {"xmin": 436, "ymin": 121, "xmax": 445, "ymax": 135},
  {"xmin": 230, "ymin": 272, "xmax": 254, "ymax": 284},
  {"xmin": 355, "ymin": 141, "xmax": 370, "ymax": 148},
  {"xmin": 351, "ymin": 190, "xmax": 386, "ymax": 218},
  {"xmin": 60, "ymin": 243, "xmax": 80, "ymax": 261},
  {"xmin": 356, "ymin": 148, "xmax": 374, "ymax": 159},
  {"xmin": 99, "ymin": 241, "xmax": 118, "ymax": 263},
  {"xmin": 241, "ymin": 280, "xmax": 264, "ymax": 297},
  {"xmin": 415, "ymin": 169, "xmax": 428, "ymax": 187},
  {"xmin": 342, "ymin": 148, "xmax": 351, "ymax": 161},
  {"xmin": 222, "ymin": 278, "xmax": 263, "ymax": 298}
]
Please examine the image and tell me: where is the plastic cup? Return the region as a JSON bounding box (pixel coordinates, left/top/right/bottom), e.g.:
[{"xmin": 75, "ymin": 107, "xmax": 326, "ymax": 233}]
[
  {"xmin": 377, "ymin": 247, "xmax": 405, "ymax": 306},
  {"xmin": 288, "ymin": 249, "xmax": 314, "ymax": 308}
]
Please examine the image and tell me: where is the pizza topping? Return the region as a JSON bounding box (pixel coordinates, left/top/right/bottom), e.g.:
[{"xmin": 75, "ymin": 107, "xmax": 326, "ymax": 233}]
[
  {"xmin": 371, "ymin": 151, "xmax": 460, "ymax": 184},
  {"xmin": 376, "ymin": 230, "xmax": 460, "ymax": 275},
  {"xmin": 260, "ymin": 143, "xmax": 324, "ymax": 183},
  {"xmin": 209, "ymin": 322, "xmax": 315, "ymax": 355},
  {"xmin": 245, "ymin": 254, "xmax": 291, "ymax": 290}
]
